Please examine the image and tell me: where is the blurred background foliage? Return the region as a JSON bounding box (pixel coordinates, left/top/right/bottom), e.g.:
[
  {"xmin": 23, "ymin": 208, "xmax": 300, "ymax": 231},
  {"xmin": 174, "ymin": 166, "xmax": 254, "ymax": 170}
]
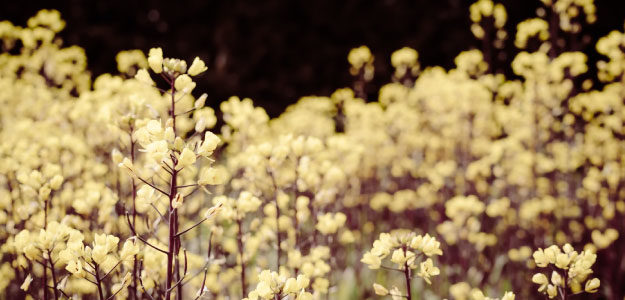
[{"xmin": 1, "ymin": 0, "xmax": 624, "ymax": 116}]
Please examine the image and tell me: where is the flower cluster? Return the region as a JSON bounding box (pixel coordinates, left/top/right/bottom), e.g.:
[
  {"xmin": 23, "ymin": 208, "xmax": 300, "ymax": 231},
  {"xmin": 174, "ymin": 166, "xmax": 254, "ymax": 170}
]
[
  {"xmin": 362, "ymin": 230, "xmax": 442, "ymax": 298},
  {"xmin": 531, "ymin": 244, "xmax": 600, "ymax": 298},
  {"xmin": 449, "ymin": 282, "xmax": 516, "ymax": 300},
  {"xmin": 244, "ymin": 270, "xmax": 312, "ymax": 300}
]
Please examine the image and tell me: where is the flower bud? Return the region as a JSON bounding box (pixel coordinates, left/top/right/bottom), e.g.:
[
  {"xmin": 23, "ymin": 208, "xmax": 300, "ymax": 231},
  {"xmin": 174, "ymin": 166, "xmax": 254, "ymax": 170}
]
[
  {"xmin": 195, "ymin": 93, "xmax": 208, "ymax": 109},
  {"xmin": 111, "ymin": 149, "xmax": 123, "ymax": 165},
  {"xmin": 148, "ymin": 48, "xmax": 163, "ymax": 73},
  {"xmin": 177, "ymin": 148, "xmax": 196, "ymax": 169},
  {"xmin": 135, "ymin": 69, "xmax": 154, "ymax": 86},
  {"xmin": 585, "ymin": 278, "xmax": 600, "ymax": 293},
  {"xmin": 20, "ymin": 275, "xmax": 33, "ymax": 291},
  {"xmin": 372, "ymin": 283, "xmax": 388, "ymax": 296},
  {"xmin": 174, "ymin": 74, "xmax": 195, "ymax": 94},
  {"xmin": 188, "ymin": 57, "xmax": 208, "ymax": 76},
  {"xmin": 172, "ymin": 193, "xmax": 184, "ymax": 209}
]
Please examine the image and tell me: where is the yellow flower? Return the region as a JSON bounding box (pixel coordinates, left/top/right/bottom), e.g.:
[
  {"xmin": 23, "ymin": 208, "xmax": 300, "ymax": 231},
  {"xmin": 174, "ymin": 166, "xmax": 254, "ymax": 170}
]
[
  {"xmin": 360, "ymin": 251, "xmax": 381, "ymax": 269},
  {"xmin": 316, "ymin": 212, "xmax": 347, "ymax": 235},
  {"xmin": 137, "ymin": 185, "xmax": 160, "ymax": 206},
  {"xmin": 66, "ymin": 260, "xmax": 84, "ymax": 277},
  {"xmin": 174, "ymin": 74, "xmax": 195, "ymax": 93},
  {"xmin": 194, "ymin": 93, "xmax": 208, "ymax": 109},
  {"xmin": 121, "ymin": 272, "xmax": 132, "ymax": 288},
  {"xmin": 144, "ymin": 140, "xmax": 169, "ymax": 162},
  {"xmin": 295, "ymin": 275, "xmax": 309, "ymax": 290},
  {"xmin": 172, "ymin": 193, "xmax": 184, "ymax": 209},
  {"xmin": 391, "ymin": 47, "xmax": 418, "ymax": 68},
  {"xmin": 550, "ymin": 271, "xmax": 563, "ymax": 287},
  {"xmin": 177, "ymin": 147, "xmax": 197, "ymax": 169},
  {"xmin": 198, "ymin": 167, "xmax": 227, "ymax": 186},
  {"xmin": 197, "ymin": 131, "xmax": 220, "ymax": 156},
  {"xmin": 555, "ymin": 253, "xmax": 571, "ymax": 269},
  {"xmin": 255, "ymin": 280, "xmax": 273, "ymax": 298},
  {"xmin": 471, "ymin": 289, "xmax": 487, "ymax": 300},
  {"xmin": 532, "ymin": 273, "xmax": 549, "ymax": 292},
  {"xmin": 416, "ymin": 258, "xmax": 440, "ymax": 284},
  {"xmin": 390, "ymin": 249, "xmax": 408, "ymax": 266},
  {"xmin": 116, "ymin": 49, "xmax": 147, "ymax": 74},
  {"xmin": 239, "ymin": 191, "xmax": 260, "ymax": 209},
  {"xmin": 312, "ymin": 277, "xmax": 329, "ymax": 293},
  {"xmin": 148, "ymin": 47, "xmax": 163, "ymax": 73},
  {"xmin": 296, "ymin": 291, "xmax": 313, "ymax": 300},
  {"xmin": 547, "ymin": 284, "xmax": 558, "ymax": 299},
  {"xmin": 501, "ymin": 291, "xmax": 515, "ymax": 300},
  {"xmin": 20, "ymin": 274, "xmax": 33, "ymax": 291},
  {"xmin": 283, "ymin": 278, "xmax": 298, "ymax": 294},
  {"xmin": 92, "ymin": 244, "xmax": 107, "ymax": 264},
  {"xmin": 390, "ymin": 287, "xmax": 403, "ymax": 300},
  {"xmin": 188, "ymin": 57, "xmax": 208, "ymax": 76},
  {"xmin": 413, "ymin": 234, "xmax": 443, "ymax": 257},
  {"xmin": 533, "ymin": 248, "xmax": 549, "ymax": 267},
  {"xmin": 49, "ymin": 174, "xmax": 64, "ymax": 190},
  {"xmin": 543, "ymin": 246, "xmax": 560, "ymax": 264},
  {"xmin": 204, "ymin": 202, "xmax": 223, "ymax": 219},
  {"xmin": 120, "ymin": 239, "xmax": 140, "ymax": 260},
  {"xmin": 584, "ymin": 278, "xmax": 600, "ymax": 293},
  {"xmin": 164, "ymin": 57, "xmax": 187, "ymax": 73},
  {"xmin": 348, "ymin": 46, "xmax": 373, "ymax": 69},
  {"xmin": 135, "ymin": 69, "xmax": 155, "ymax": 86},
  {"xmin": 373, "ymin": 283, "xmax": 389, "ymax": 296}
]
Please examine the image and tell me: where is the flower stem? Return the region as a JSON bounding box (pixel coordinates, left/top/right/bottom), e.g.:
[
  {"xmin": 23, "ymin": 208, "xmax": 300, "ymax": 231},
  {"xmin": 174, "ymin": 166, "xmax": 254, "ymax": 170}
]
[
  {"xmin": 47, "ymin": 250, "xmax": 59, "ymax": 300},
  {"xmin": 129, "ymin": 127, "xmax": 138, "ymax": 300},
  {"xmin": 43, "ymin": 198, "xmax": 49, "ymax": 300},
  {"xmin": 94, "ymin": 263, "xmax": 105, "ymax": 300},
  {"xmin": 165, "ymin": 77, "xmax": 178, "ymax": 300},
  {"xmin": 269, "ymin": 173, "xmax": 281, "ymax": 270},
  {"xmin": 237, "ymin": 217, "xmax": 246, "ymax": 297},
  {"xmin": 403, "ymin": 247, "xmax": 412, "ymax": 300}
]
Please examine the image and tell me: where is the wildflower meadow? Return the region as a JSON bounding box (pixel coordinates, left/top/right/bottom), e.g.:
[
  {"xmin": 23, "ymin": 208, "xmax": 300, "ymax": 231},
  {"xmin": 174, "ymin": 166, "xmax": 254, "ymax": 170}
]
[{"xmin": 0, "ymin": 0, "xmax": 624, "ymax": 299}]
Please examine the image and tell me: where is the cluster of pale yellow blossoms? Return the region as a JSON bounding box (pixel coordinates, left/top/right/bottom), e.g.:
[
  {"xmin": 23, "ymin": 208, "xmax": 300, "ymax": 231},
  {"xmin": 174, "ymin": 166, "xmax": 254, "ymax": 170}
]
[
  {"xmin": 347, "ymin": 45, "xmax": 374, "ymax": 80},
  {"xmin": 449, "ymin": 282, "xmax": 516, "ymax": 300},
  {"xmin": 531, "ymin": 244, "xmax": 600, "ymax": 298},
  {"xmin": 244, "ymin": 270, "xmax": 312, "ymax": 300},
  {"xmin": 361, "ymin": 230, "xmax": 442, "ymax": 298},
  {"xmin": 469, "ymin": 0, "xmax": 507, "ymax": 44},
  {"xmin": 1, "ymin": 0, "xmax": 624, "ymax": 299}
]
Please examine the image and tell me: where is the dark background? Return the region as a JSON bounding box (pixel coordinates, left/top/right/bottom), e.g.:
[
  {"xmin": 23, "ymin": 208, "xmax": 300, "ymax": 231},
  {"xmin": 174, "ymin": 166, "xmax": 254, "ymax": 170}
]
[{"xmin": 2, "ymin": 0, "xmax": 625, "ymax": 116}]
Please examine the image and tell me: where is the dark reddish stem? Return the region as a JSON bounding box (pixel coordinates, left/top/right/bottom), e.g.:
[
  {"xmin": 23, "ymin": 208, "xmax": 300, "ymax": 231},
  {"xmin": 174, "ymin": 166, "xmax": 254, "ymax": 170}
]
[
  {"xmin": 237, "ymin": 217, "xmax": 246, "ymax": 297},
  {"xmin": 403, "ymin": 247, "xmax": 412, "ymax": 300}
]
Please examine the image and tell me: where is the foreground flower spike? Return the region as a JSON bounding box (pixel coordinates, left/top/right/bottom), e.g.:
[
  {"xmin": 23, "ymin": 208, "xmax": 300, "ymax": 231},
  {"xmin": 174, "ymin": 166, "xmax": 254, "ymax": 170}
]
[
  {"xmin": 531, "ymin": 244, "xmax": 600, "ymax": 299},
  {"xmin": 116, "ymin": 47, "xmax": 223, "ymax": 300},
  {"xmin": 362, "ymin": 230, "xmax": 443, "ymax": 299}
]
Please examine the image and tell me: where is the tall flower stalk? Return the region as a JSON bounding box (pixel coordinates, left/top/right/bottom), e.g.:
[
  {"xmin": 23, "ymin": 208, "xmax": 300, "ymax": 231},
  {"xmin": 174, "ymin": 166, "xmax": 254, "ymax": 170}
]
[{"xmin": 121, "ymin": 48, "xmax": 223, "ymax": 300}]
